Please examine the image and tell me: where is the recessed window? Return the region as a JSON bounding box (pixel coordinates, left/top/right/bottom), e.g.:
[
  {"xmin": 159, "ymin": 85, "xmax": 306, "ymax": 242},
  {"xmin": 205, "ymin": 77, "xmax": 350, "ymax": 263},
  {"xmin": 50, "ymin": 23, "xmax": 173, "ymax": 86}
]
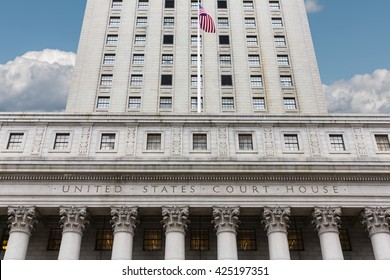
[
  {"xmin": 284, "ymin": 134, "xmax": 299, "ymax": 151},
  {"xmin": 47, "ymin": 228, "xmax": 62, "ymax": 251},
  {"xmin": 246, "ymin": 36, "xmax": 258, "ymax": 45},
  {"xmin": 191, "ymin": 54, "xmax": 202, "ymax": 65},
  {"xmin": 281, "ymin": 76, "xmax": 293, "ymax": 87},
  {"xmin": 375, "ymin": 135, "xmax": 390, "ymax": 151},
  {"xmin": 191, "ymin": 97, "xmax": 203, "ymax": 110},
  {"xmin": 136, "ymin": 17, "xmax": 148, "ymax": 26},
  {"xmin": 277, "ymin": 55, "xmax": 289, "ymax": 66},
  {"xmin": 163, "ymin": 35, "xmax": 174, "ymax": 44},
  {"xmin": 1, "ymin": 229, "xmax": 10, "ymax": 251},
  {"xmin": 193, "ymin": 134, "xmax": 207, "ymax": 150},
  {"xmin": 112, "ymin": 0, "xmax": 123, "ymax": 9},
  {"xmin": 100, "ymin": 75, "xmax": 113, "ymax": 86},
  {"xmin": 53, "ymin": 133, "xmax": 70, "ymax": 150},
  {"xmin": 243, "ymin": 1, "xmax": 254, "ymax": 10},
  {"xmin": 97, "ymin": 97, "xmax": 110, "ymax": 109},
  {"xmin": 248, "ymin": 55, "xmax": 260, "ymax": 66},
  {"xmin": 284, "ymin": 98, "xmax": 297, "ymax": 110},
  {"xmin": 106, "ymin": 35, "xmax": 118, "ymax": 45},
  {"xmin": 191, "ymin": 1, "xmax": 199, "ymax": 9},
  {"xmin": 219, "ymin": 54, "xmax": 231, "ymax": 65},
  {"xmin": 159, "ymin": 97, "xmax": 172, "ymax": 109},
  {"xmin": 219, "ymin": 35, "xmax": 230, "ymax": 45},
  {"xmin": 138, "ymin": 0, "xmax": 149, "ymax": 9},
  {"xmin": 253, "ymin": 97, "xmax": 266, "ymax": 110},
  {"xmin": 109, "ymin": 17, "xmax": 121, "ymax": 26},
  {"xmin": 146, "ymin": 134, "xmax": 162, "ymax": 150},
  {"xmin": 250, "ymin": 75, "xmax": 263, "ymax": 87},
  {"xmin": 274, "ymin": 35, "xmax": 286, "ymax": 46},
  {"xmin": 222, "ymin": 97, "xmax": 234, "ymax": 110},
  {"xmin": 218, "ymin": 18, "xmax": 229, "ymax": 27},
  {"xmin": 191, "ymin": 17, "xmax": 198, "ymax": 27},
  {"xmin": 221, "ymin": 75, "xmax": 233, "ymax": 86},
  {"xmin": 135, "ymin": 35, "xmax": 146, "ymax": 45},
  {"xmin": 269, "ymin": 1, "xmax": 281, "ymax": 10},
  {"xmin": 288, "ymin": 229, "xmax": 304, "ymax": 251},
  {"xmin": 339, "ymin": 229, "xmax": 352, "ymax": 251},
  {"xmin": 103, "ymin": 54, "xmax": 116, "ymax": 64},
  {"xmin": 190, "ymin": 229, "xmax": 209, "ymax": 251},
  {"xmin": 238, "ymin": 229, "xmax": 257, "ymax": 251},
  {"xmin": 191, "ymin": 35, "xmax": 202, "ymax": 45},
  {"xmin": 128, "ymin": 97, "xmax": 141, "ymax": 109},
  {"xmin": 163, "ymin": 17, "xmax": 174, "ymax": 26},
  {"xmin": 217, "ymin": 0, "xmax": 227, "ymax": 9},
  {"xmin": 162, "ymin": 54, "xmax": 173, "ymax": 64},
  {"xmin": 161, "ymin": 75, "xmax": 173, "ymax": 86},
  {"xmin": 100, "ymin": 133, "xmax": 116, "ymax": 150},
  {"xmin": 245, "ymin": 18, "xmax": 256, "ymax": 27},
  {"xmin": 329, "ymin": 134, "xmax": 346, "ymax": 151},
  {"xmin": 165, "ymin": 0, "xmax": 175, "ymax": 8},
  {"xmin": 7, "ymin": 133, "xmax": 24, "ymax": 150},
  {"xmin": 272, "ymin": 18, "xmax": 283, "ymax": 28},
  {"xmin": 96, "ymin": 229, "xmax": 113, "ymax": 251},
  {"xmin": 143, "ymin": 229, "xmax": 162, "ymax": 251},
  {"xmin": 191, "ymin": 75, "xmax": 202, "ymax": 87},
  {"xmin": 238, "ymin": 134, "xmax": 253, "ymax": 150},
  {"xmin": 131, "ymin": 74, "xmax": 143, "ymax": 86},
  {"xmin": 133, "ymin": 54, "xmax": 145, "ymax": 65}
]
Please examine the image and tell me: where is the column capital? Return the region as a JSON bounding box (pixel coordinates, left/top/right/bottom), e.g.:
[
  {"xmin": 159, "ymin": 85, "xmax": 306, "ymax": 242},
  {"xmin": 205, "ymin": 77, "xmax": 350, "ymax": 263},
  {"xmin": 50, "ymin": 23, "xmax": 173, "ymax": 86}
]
[
  {"xmin": 262, "ymin": 206, "xmax": 291, "ymax": 235},
  {"xmin": 362, "ymin": 207, "xmax": 390, "ymax": 237},
  {"xmin": 312, "ymin": 207, "xmax": 342, "ymax": 235},
  {"xmin": 212, "ymin": 206, "xmax": 240, "ymax": 234},
  {"xmin": 111, "ymin": 206, "xmax": 139, "ymax": 234},
  {"xmin": 161, "ymin": 206, "xmax": 190, "ymax": 234},
  {"xmin": 7, "ymin": 206, "xmax": 39, "ymax": 236},
  {"xmin": 59, "ymin": 206, "xmax": 89, "ymax": 235}
]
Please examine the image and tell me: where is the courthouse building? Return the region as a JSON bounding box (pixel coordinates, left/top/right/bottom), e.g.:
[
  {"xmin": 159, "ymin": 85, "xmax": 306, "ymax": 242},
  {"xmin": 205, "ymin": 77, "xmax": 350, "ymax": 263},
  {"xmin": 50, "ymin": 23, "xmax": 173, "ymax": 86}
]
[{"xmin": 1, "ymin": 0, "xmax": 390, "ymax": 260}]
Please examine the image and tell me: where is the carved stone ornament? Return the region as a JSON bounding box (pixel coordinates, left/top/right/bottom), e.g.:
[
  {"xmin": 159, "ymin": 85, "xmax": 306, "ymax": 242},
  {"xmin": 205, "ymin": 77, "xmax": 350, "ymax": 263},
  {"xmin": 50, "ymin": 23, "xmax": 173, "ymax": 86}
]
[
  {"xmin": 59, "ymin": 206, "xmax": 89, "ymax": 234},
  {"xmin": 362, "ymin": 207, "xmax": 390, "ymax": 237},
  {"xmin": 7, "ymin": 206, "xmax": 39, "ymax": 235},
  {"xmin": 212, "ymin": 206, "xmax": 240, "ymax": 234},
  {"xmin": 161, "ymin": 206, "xmax": 190, "ymax": 234},
  {"xmin": 312, "ymin": 207, "xmax": 342, "ymax": 235},
  {"xmin": 262, "ymin": 207, "xmax": 291, "ymax": 235},
  {"xmin": 111, "ymin": 206, "xmax": 139, "ymax": 234}
]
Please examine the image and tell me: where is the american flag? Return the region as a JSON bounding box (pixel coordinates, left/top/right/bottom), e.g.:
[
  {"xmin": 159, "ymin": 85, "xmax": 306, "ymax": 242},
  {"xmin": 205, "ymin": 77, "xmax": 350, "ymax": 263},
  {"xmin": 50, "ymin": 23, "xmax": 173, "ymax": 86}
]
[{"xmin": 199, "ymin": 4, "xmax": 216, "ymax": 33}]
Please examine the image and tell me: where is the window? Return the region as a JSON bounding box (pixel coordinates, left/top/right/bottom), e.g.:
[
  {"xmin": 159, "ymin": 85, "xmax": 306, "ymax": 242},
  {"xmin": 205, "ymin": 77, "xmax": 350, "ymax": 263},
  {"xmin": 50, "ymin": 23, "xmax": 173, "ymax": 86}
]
[
  {"xmin": 217, "ymin": 0, "xmax": 227, "ymax": 9},
  {"xmin": 274, "ymin": 35, "xmax": 286, "ymax": 46},
  {"xmin": 288, "ymin": 229, "xmax": 304, "ymax": 251},
  {"xmin": 131, "ymin": 74, "xmax": 143, "ymax": 86},
  {"xmin": 243, "ymin": 1, "xmax": 254, "ymax": 10},
  {"xmin": 193, "ymin": 134, "xmax": 207, "ymax": 150},
  {"xmin": 103, "ymin": 54, "xmax": 116, "ymax": 64},
  {"xmin": 375, "ymin": 135, "xmax": 390, "ymax": 151},
  {"xmin": 161, "ymin": 75, "xmax": 173, "ymax": 86},
  {"xmin": 96, "ymin": 229, "xmax": 113, "ymax": 251},
  {"xmin": 272, "ymin": 18, "xmax": 283, "ymax": 27},
  {"xmin": 238, "ymin": 229, "xmax": 256, "ymax": 251},
  {"xmin": 146, "ymin": 134, "xmax": 162, "ymax": 150},
  {"xmin": 53, "ymin": 133, "xmax": 70, "ymax": 150},
  {"xmin": 100, "ymin": 75, "xmax": 113, "ymax": 86},
  {"xmin": 248, "ymin": 55, "xmax": 260, "ymax": 66},
  {"xmin": 246, "ymin": 36, "xmax": 258, "ymax": 45},
  {"xmin": 269, "ymin": 1, "xmax": 280, "ymax": 10},
  {"xmin": 106, "ymin": 35, "xmax": 118, "ymax": 45},
  {"xmin": 112, "ymin": 0, "xmax": 123, "ymax": 9},
  {"xmin": 222, "ymin": 97, "xmax": 234, "ymax": 110},
  {"xmin": 128, "ymin": 97, "xmax": 141, "ymax": 109},
  {"xmin": 163, "ymin": 17, "xmax": 174, "ymax": 26},
  {"xmin": 219, "ymin": 54, "xmax": 231, "ymax": 65},
  {"xmin": 284, "ymin": 98, "xmax": 297, "ymax": 110},
  {"xmin": 138, "ymin": 0, "xmax": 149, "ymax": 9},
  {"xmin": 329, "ymin": 134, "xmax": 346, "ymax": 151},
  {"xmin": 191, "ymin": 17, "xmax": 198, "ymax": 27},
  {"xmin": 1, "ymin": 229, "xmax": 9, "ymax": 251},
  {"xmin": 160, "ymin": 97, "xmax": 172, "ymax": 109},
  {"xmin": 191, "ymin": 1, "xmax": 200, "ymax": 10},
  {"xmin": 191, "ymin": 35, "xmax": 201, "ymax": 45},
  {"xmin": 245, "ymin": 18, "xmax": 256, "ymax": 27},
  {"xmin": 250, "ymin": 75, "xmax": 263, "ymax": 87},
  {"xmin": 143, "ymin": 229, "xmax": 162, "ymax": 251},
  {"xmin": 191, "ymin": 54, "xmax": 202, "ymax": 65},
  {"xmin": 100, "ymin": 134, "xmax": 116, "ymax": 150},
  {"xmin": 191, "ymin": 97, "xmax": 203, "ymax": 110},
  {"xmin": 135, "ymin": 35, "xmax": 146, "ymax": 45},
  {"xmin": 238, "ymin": 134, "xmax": 253, "ymax": 150},
  {"xmin": 218, "ymin": 18, "xmax": 229, "ymax": 27},
  {"xmin": 7, "ymin": 133, "xmax": 24, "ymax": 150},
  {"xmin": 47, "ymin": 228, "xmax": 62, "ymax": 251},
  {"xmin": 165, "ymin": 0, "xmax": 175, "ymax": 8},
  {"xmin": 277, "ymin": 55, "xmax": 289, "ymax": 66},
  {"xmin": 191, "ymin": 75, "xmax": 202, "ymax": 87},
  {"xmin": 190, "ymin": 229, "xmax": 209, "ymax": 251},
  {"xmin": 221, "ymin": 75, "xmax": 233, "ymax": 86},
  {"xmin": 133, "ymin": 54, "xmax": 145, "ymax": 65},
  {"xmin": 280, "ymin": 75, "xmax": 293, "ymax": 87},
  {"xmin": 253, "ymin": 97, "xmax": 266, "ymax": 110},
  {"xmin": 339, "ymin": 229, "xmax": 352, "ymax": 251},
  {"xmin": 163, "ymin": 35, "xmax": 174, "ymax": 44},
  {"xmin": 109, "ymin": 17, "xmax": 121, "ymax": 26},
  {"xmin": 136, "ymin": 17, "xmax": 148, "ymax": 26},
  {"xmin": 162, "ymin": 54, "xmax": 173, "ymax": 64},
  {"xmin": 284, "ymin": 134, "xmax": 299, "ymax": 151},
  {"xmin": 219, "ymin": 35, "xmax": 230, "ymax": 45}
]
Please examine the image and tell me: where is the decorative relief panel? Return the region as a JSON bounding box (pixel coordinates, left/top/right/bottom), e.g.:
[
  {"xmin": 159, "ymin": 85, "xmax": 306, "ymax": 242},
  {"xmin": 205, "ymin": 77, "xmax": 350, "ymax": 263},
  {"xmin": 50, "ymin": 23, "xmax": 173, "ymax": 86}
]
[
  {"xmin": 263, "ymin": 126, "xmax": 275, "ymax": 156},
  {"xmin": 78, "ymin": 126, "xmax": 92, "ymax": 156},
  {"xmin": 307, "ymin": 126, "xmax": 322, "ymax": 157},
  {"xmin": 353, "ymin": 127, "xmax": 369, "ymax": 157},
  {"xmin": 31, "ymin": 125, "xmax": 47, "ymax": 155},
  {"xmin": 217, "ymin": 126, "xmax": 229, "ymax": 157},
  {"xmin": 125, "ymin": 126, "xmax": 137, "ymax": 156},
  {"xmin": 171, "ymin": 127, "xmax": 182, "ymax": 157}
]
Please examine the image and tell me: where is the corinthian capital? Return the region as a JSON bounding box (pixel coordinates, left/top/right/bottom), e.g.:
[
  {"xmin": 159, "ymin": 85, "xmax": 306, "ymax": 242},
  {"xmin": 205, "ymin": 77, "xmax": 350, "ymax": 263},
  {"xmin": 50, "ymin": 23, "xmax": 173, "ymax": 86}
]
[
  {"xmin": 262, "ymin": 207, "xmax": 291, "ymax": 235},
  {"xmin": 312, "ymin": 207, "xmax": 341, "ymax": 235},
  {"xmin": 111, "ymin": 206, "xmax": 139, "ymax": 234},
  {"xmin": 59, "ymin": 206, "xmax": 89, "ymax": 234},
  {"xmin": 7, "ymin": 206, "xmax": 39, "ymax": 235},
  {"xmin": 362, "ymin": 207, "xmax": 390, "ymax": 236},
  {"xmin": 161, "ymin": 206, "xmax": 190, "ymax": 233},
  {"xmin": 212, "ymin": 206, "xmax": 240, "ymax": 234}
]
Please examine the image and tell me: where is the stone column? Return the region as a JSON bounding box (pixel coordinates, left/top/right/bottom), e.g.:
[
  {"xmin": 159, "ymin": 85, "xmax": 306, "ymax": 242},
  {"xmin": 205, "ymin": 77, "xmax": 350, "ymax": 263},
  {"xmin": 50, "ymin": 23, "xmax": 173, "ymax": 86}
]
[
  {"xmin": 262, "ymin": 207, "xmax": 291, "ymax": 260},
  {"xmin": 58, "ymin": 206, "xmax": 89, "ymax": 260},
  {"xmin": 110, "ymin": 206, "xmax": 139, "ymax": 260},
  {"xmin": 212, "ymin": 206, "xmax": 240, "ymax": 260},
  {"xmin": 362, "ymin": 207, "xmax": 390, "ymax": 260},
  {"xmin": 161, "ymin": 206, "xmax": 190, "ymax": 260},
  {"xmin": 312, "ymin": 207, "xmax": 344, "ymax": 260},
  {"xmin": 4, "ymin": 206, "xmax": 39, "ymax": 260}
]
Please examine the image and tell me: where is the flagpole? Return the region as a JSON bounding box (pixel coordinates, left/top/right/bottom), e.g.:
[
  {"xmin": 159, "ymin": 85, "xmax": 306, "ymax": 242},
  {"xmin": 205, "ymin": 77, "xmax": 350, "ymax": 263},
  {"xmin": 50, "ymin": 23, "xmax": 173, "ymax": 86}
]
[{"xmin": 197, "ymin": 1, "xmax": 201, "ymax": 113}]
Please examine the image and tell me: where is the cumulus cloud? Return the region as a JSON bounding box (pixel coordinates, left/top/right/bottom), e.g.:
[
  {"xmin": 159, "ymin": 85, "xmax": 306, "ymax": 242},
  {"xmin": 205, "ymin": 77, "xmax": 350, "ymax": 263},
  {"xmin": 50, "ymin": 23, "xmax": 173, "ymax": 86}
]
[
  {"xmin": 324, "ymin": 69, "xmax": 390, "ymax": 114},
  {"xmin": 0, "ymin": 49, "xmax": 75, "ymax": 112},
  {"xmin": 305, "ymin": 0, "xmax": 324, "ymax": 13}
]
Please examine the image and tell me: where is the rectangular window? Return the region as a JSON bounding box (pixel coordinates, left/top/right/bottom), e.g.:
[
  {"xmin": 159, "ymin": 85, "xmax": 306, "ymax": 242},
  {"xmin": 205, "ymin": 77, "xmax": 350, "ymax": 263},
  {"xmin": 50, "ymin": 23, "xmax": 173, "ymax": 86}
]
[
  {"xmin": 163, "ymin": 35, "xmax": 174, "ymax": 44},
  {"xmin": 339, "ymin": 229, "xmax": 352, "ymax": 251},
  {"xmin": 162, "ymin": 54, "xmax": 173, "ymax": 64},
  {"xmin": 133, "ymin": 54, "xmax": 145, "ymax": 65},
  {"xmin": 238, "ymin": 229, "xmax": 256, "ymax": 251},
  {"xmin": 131, "ymin": 74, "xmax": 143, "ymax": 86},
  {"xmin": 191, "ymin": 17, "xmax": 198, "ymax": 27},
  {"xmin": 219, "ymin": 54, "xmax": 231, "ymax": 65},
  {"xmin": 284, "ymin": 98, "xmax": 297, "ymax": 110},
  {"xmin": 218, "ymin": 18, "xmax": 229, "ymax": 27},
  {"xmin": 222, "ymin": 97, "xmax": 234, "ymax": 110},
  {"xmin": 245, "ymin": 18, "xmax": 256, "ymax": 27},
  {"xmin": 277, "ymin": 55, "xmax": 289, "ymax": 66},
  {"xmin": 161, "ymin": 75, "xmax": 173, "ymax": 86},
  {"xmin": 375, "ymin": 135, "xmax": 390, "ymax": 151},
  {"xmin": 47, "ymin": 228, "xmax": 62, "ymax": 251},
  {"xmin": 163, "ymin": 17, "xmax": 174, "ymax": 26},
  {"xmin": 272, "ymin": 18, "xmax": 283, "ymax": 27},
  {"xmin": 53, "ymin": 133, "xmax": 70, "ymax": 150},
  {"xmin": 280, "ymin": 75, "xmax": 293, "ymax": 87},
  {"xmin": 136, "ymin": 17, "xmax": 148, "ymax": 26},
  {"xmin": 253, "ymin": 97, "xmax": 266, "ymax": 110},
  {"xmin": 217, "ymin": 0, "xmax": 227, "ymax": 9},
  {"xmin": 248, "ymin": 55, "xmax": 260, "ymax": 66},
  {"xmin": 191, "ymin": 75, "xmax": 202, "ymax": 87},
  {"xmin": 100, "ymin": 134, "xmax": 116, "ymax": 150},
  {"xmin": 221, "ymin": 75, "xmax": 233, "ymax": 86},
  {"xmin": 1, "ymin": 229, "xmax": 10, "ymax": 251},
  {"xmin": 246, "ymin": 36, "xmax": 258, "ymax": 45},
  {"xmin": 165, "ymin": 0, "xmax": 175, "ymax": 8},
  {"xmin": 100, "ymin": 75, "xmax": 113, "ymax": 86},
  {"xmin": 284, "ymin": 134, "xmax": 299, "ymax": 151},
  {"xmin": 329, "ymin": 134, "xmax": 346, "ymax": 151},
  {"xmin": 219, "ymin": 35, "xmax": 230, "ymax": 45},
  {"xmin": 243, "ymin": 1, "xmax": 254, "ymax": 10},
  {"xmin": 128, "ymin": 97, "xmax": 141, "ymax": 109},
  {"xmin": 146, "ymin": 134, "xmax": 162, "ymax": 150},
  {"xmin": 96, "ymin": 229, "xmax": 113, "ymax": 251},
  {"xmin": 138, "ymin": 0, "xmax": 149, "ymax": 9},
  {"xmin": 112, "ymin": 0, "xmax": 123, "ymax": 9},
  {"xmin": 191, "ymin": 35, "xmax": 202, "ymax": 45},
  {"xmin": 7, "ymin": 133, "xmax": 24, "ymax": 150},
  {"xmin": 103, "ymin": 54, "xmax": 116, "ymax": 65},
  {"xmin": 160, "ymin": 97, "xmax": 172, "ymax": 109},
  {"xmin": 106, "ymin": 35, "xmax": 118, "ymax": 45},
  {"xmin": 109, "ymin": 17, "xmax": 121, "ymax": 26},
  {"xmin": 191, "ymin": 1, "xmax": 200, "ymax": 10},
  {"xmin": 97, "ymin": 97, "xmax": 110, "ymax": 109},
  {"xmin": 274, "ymin": 35, "xmax": 286, "ymax": 46},
  {"xmin": 191, "ymin": 97, "xmax": 203, "ymax": 110},
  {"xmin": 250, "ymin": 75, "xmax": 263, "ymax": 87},
  {"xmin": 135, "ymin": 35, "xmax": 146, "ymax": 45},
  {"xmin": 191, "ymin": 54, "xmax": 202, "ymax": 65},
  {"xmin": 288, "ymin": 229, "xmax": 304, "ymax": 251},
  {"xmin": 238, "ymin": 134, "xmax": 253, "ymax": 150},
  {"xmin": 269, "ymin": 1, "xmax": 281, "ymax": 10},
  {"xmin": 143, "ymin": 229, "xmax": 162, "ymax": 251},
  {"xmin": 190, "ymin": 229, "xmax": 209, "ymax": 251},
  {"xmin": 193, "ymin": 134, "xmax": 207, "ymax": 150}
]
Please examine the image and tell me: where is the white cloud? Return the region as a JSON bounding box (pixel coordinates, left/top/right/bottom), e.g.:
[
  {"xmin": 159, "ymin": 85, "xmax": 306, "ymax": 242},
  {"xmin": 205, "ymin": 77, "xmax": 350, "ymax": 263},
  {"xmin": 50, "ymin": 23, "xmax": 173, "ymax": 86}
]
[
  {"xmin": 324, "ymin": 69, "xmax": 390, "ymax": 114},
  {"xmin": 305, "ymin": 0, "xmax": 324, "ymax": 13},
  {"xmin": 0, "ymin": 49, "xmax": 75, "ymax": 112}
]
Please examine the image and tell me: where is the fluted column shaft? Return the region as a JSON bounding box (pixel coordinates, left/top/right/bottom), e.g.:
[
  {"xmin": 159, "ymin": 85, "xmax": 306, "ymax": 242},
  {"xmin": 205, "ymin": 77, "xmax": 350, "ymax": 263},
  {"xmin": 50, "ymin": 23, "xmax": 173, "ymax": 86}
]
[{"xmin": 4, "ymin": 206, "xmax": 39, "ymax": 260}]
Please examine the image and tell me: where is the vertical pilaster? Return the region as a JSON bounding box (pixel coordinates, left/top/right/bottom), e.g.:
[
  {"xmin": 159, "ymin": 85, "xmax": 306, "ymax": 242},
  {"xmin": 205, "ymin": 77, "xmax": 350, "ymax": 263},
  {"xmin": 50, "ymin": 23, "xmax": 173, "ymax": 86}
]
[
  {"xmin": 4, "ymin": 206, "xmax": 39, "ymax": 260},
  {"xmin": 312, "ymin": 207, "xmax": 344, "ymax": 260},
  {"xmin": 212, "ymin": 206, "xmax": 240, "ymax": 260},
  {"xmin": 111, "ymin": 206, "xmax": 139, "ymax": 260},
  {"xmin": 162, "ymin": 206, "xmax": 190, "ymax": 260},
  {"xmin": 362, "ymin": 207, "xmax": 390, "ymax": 260},
  {"xmin": 262, "ymin": 207, "xmax": 291, "ymax": 260},
  {"xmin": 58, "ymin": 206, "xmax": 89, "ymax": 260}
]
